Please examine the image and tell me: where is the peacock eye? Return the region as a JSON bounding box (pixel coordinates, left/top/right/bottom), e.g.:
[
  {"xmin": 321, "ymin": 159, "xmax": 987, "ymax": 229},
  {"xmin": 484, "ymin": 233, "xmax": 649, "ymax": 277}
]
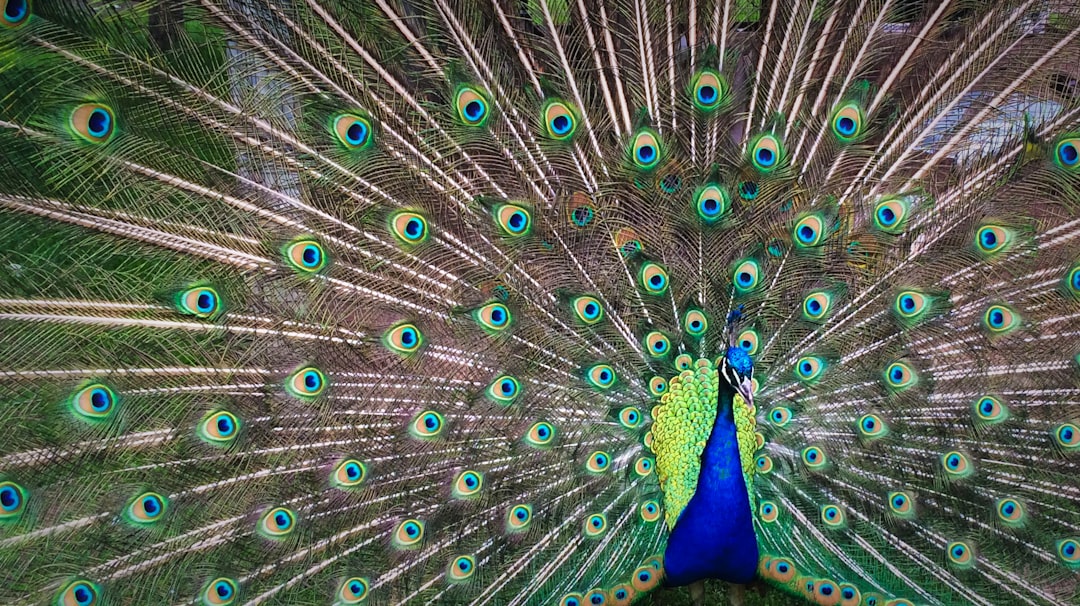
[
  {"xmin": 0, "ymin": 481, "xmax": 27, "ymax": 521},
  {"xmin": 333, "ymin": 113, "xmax": 373, "ymax": 149},
  {"xmin": 750, "ymin": 134, "xmax": 784, "ymax": 172},
  {"xmin": 830, "ymin": 102, "xmax": 864, "ymax": 141},
  {"xmin": 630, "ymin": 129, "xmax": 663, "ymax": 170},
  {"xmin": 543, "ymin": 100, "xmax": 578, "ymax": 139},
  {"xmin": 456, "ymin": 85, "xmax": 490, "ymax": 126},
  {"xmin": 390, "ymin": 211, "xmax": 429, "ymax": 245},
  {"xmin": 337, "ymin": 577, "xmax": 368, "ymax": 604}
]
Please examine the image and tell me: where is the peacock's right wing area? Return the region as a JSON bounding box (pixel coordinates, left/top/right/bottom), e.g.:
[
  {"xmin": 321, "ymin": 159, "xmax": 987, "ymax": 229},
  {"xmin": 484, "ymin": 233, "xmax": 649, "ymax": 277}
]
[{"xmin": 1, "ymin": 1, "xmax": 1080, "ymax": 606}]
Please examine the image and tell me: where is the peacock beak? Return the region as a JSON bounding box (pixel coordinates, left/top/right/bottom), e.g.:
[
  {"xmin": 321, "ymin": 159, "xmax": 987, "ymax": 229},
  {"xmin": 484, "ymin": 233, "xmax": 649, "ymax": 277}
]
[{"xmin": 737, "ymin": 377, "xmax": 754, "ymax": 408}]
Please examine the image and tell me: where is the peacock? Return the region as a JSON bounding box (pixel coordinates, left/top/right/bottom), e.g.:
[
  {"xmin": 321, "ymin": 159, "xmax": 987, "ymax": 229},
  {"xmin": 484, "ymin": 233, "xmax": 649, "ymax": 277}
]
[{"xmin": 2, "ymin": 0, "xmax": 1080, "ymax": 604}]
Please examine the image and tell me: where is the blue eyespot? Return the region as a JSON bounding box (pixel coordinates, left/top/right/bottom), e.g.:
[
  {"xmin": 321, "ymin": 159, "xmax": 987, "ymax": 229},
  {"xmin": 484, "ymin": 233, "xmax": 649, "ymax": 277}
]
[
  {"xmin": 739, "ymin": 181, "xmax": 758, "ymax": 200},
  {"xmin": 1059, "ymin": 140, "xmax": 1079, "ymax": 166},
  {"xmin": 878, "ymin": 205, "xmax": 896, "ymax": 225},
  {"xmin": 636, "ymin": 144, "xmax": 656, "ymax": 164},
  {"xmin": 836, "ymin": 116, "xmax": 856, "ymax": 136},
  {"xmin": 755, "ymin": 147, "xmax": 775, "ymax": 167},
  {"xmin": 3, "ymin": 0, "xmax": 29, "ymax": 26},
  {"xmin": 88, "ymin": 109, "xmax": 111, "ymax": 138}
]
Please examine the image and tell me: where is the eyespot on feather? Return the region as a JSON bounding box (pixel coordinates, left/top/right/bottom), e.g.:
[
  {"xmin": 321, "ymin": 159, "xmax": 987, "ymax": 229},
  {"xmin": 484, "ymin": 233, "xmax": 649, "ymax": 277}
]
[
  {"xmin": 801, "ymin": 446, "xmax": 826, "ymax": 469},
  {"xmin": 838, "ymin": 584, "xmax": 860, "ymax": 606},
  {"xmin": 946, "ymin": 541, "xmax": 975, "ymax": 568},
  {"xmin": 887, "ymin": 491, "xmax": 915, "ymax": 518},
  {"xmin": 759, "ymin": 501, "xmax": 779, "ymax": 523},
  {"xmin": 975, "ymin": 224, "xmax": 1012, "ymax": 256},
  {"xmin": 337, "ymin": 577, "xmax": 368, "ymax": 604},
  {"xmin": 506, "ymin": 504, "xmax": 533, "ymax": 532},
  {"xmin": 455, "ymin": 86, "xmax": 490, "ymax": 126},
  {"xmin": 2, "ymin": 0, "xmax": 30, "ymax": 28},
  {"xmin": 630, "ymin": 129, "xmax": 662, "ymax": 170},
  {"xmin": 691, "ymin": 69, "xmax": 727, "ymax": 111},
  {"xmin": 390, "ymin": 212, "xmax": 429, "ymax": 245},
  {"xmin": 58, "ymin": 580, "xmax": 101, "ymax": 606},
  {"xmin": 447, "ymin": 555, "xmax": 476, "ymax": 582},
  {"xmin": 124, "ymin": 491, "xmax": 167, "ymax": 525},
  {"xmin": 585, "ymin": 451, "xmax": 610, "ymax": 473},
  {"xmin": 973, "ymin": 396, "xmax": 1008, "ymax": 424},
  {"xmin": 559, "ymin": 594, "xmax": 584, "ymax": 606},
  {"xmin": 893, "ymin": 290, "xmax": 930, "ymax": 321},
  {"xmin": 69, "ymin": 384, "xmax": 117, "ymax": 422},
  {"xmin": 820, "ymin": 505, "xmax": 846, "ymax": 528},
  {"xmin": 1054, "ymin": 422, "xmax": 1080, "ymax": 449},
  {"xmin": 857, "ymin": 414, "xmax": 888, "ymax": 439},
  {"xmin": 633, "ymin": 456, "xmax": 653, "ymax": 477},
  {"xmin": 284, "ymin": 239, "xmax": 327, "ymax": 273},
  {"xmin": 384, "ymin": 323, "xmax": 423, "ymax": 354},
  {"xmin": 176, "ymin": 286, "xmax": 222, "ymax": 318},
  {"xmin": 737, "ymin": 329, "xmax": 759, "ymax": 355},
  {"xmin": 830, "ymin": 102, "xmax": 864, "ymax": 141},
  {"xmin": 1054, "ymin": 136, "xmax": 1080, "ymax": 170},
  {"xmin": 770, "ymin": 557, "xmax": 796, "ymax": 583},
  {"xmin": 814, "ymin": 579, "xmax": 842, "ymax": 606},
  {"xmin": 755, "ymin": 454, "xmax": 773, "ymax": 474},
  {"xmin": 525, "ymin": 421, "xmax": 555, "ymax": 447},
  {"xmin": 332, "ymin": 114, "xmax": 373, "ymax": 150},
  {"xmin": 410, "ymin": 411, "xmax": 444, "ymax": 439},
  {"xmin": 648, "ymin": 376, "xmax": 667, "ymax": 396},
  {"xmin": 769, "ymin": 407, "xmax": 792, "ymax": 427},
  {"xmin": 631, "ymin": 565, "xmax": 661, "ymax": 591},
  {"xmin": 639, "ymin": 262, "xmax": 669, "ymax": 295},
  {"xmin": 793, "ymin": 214, "xmax": 827, "ymax": 247},
  {"xmin": 639, "ymin": 500, "xmax": 661, "ymax": 523},
  {"xmin": 583, "ymin": 513, "xmax": 607, "ymax": 537},
  {"xmin": 802, "ymin": 291, "xmax": 833, "ymax": 321},
  {"xmin": 70, "ymin": 103, "xmax": 115, "ymax": 143},
  {"xmin": 644, "ymin": 332, "xmax": 670, "ymax": 357},
  {"xmin": 572, "ymin": 296, "xmax": 604, "ymax": 324},
  {"xmin": 683, "ymin": 310, "xmax": 708, "ymax": 337},
  {"xmin": 749, "ymin": 134, "xmax": 784, "ymax": 172},
  {"xmin": 587, "ymin": 364, "xmax": 616, "ymax": 389},
  {"xmin": 995, "ymin": 498, "xmax": 1025, "ymax": 526},
  {"xmin": 1057, "ymin": 538, "xmax": 1080, "ymax": 566},
  {"xmin": 695, "ymin": 184, "xmax": 730, "ymax": 223},
  {"xmin": 473, "ymin": 302, "xmax": 512, "ymax": 332},
  {"xmin": 494, "ymin": 203, "xmax": 532, "ymax": 236},
  {"xmin": 983, "ymin": 304, "xmax": 1019, "ymax": 334},
  {"xmin": 332, "ymin": 459, "xmax": 367, "ymax": 489},
  {"xmin": 795, "ymin": 356, "xmax": 826, "ymax": 382},
  {"xmin": 942, "ymin": 451, "xmax": 973, "ymax": 479},
  {"xmin": 286, "ymin": 366, "xmax": 326, "ymax": 399},
  {"xmin": 883, "ymin": 361, "xmax": 917, "ymax": 391},
  {"xmin": 487, "ymin": 375, "xmax": 522, "ymax": 404},
  {"xmin": 543, "ymin": 100, "xmax": 578, "ymax": 140},
  {"xmin": 0, "ymin": 481, "xmax": 27, "ymax": 522},
  {"xmin": 393, "ymin": 518, "xmax": 424, "ymax": 548},
  {"xmin": 733, "ymin": 259, "xmax": 761, "ymax": 293},
  {"xmin": 872, "ymin": 197, "xmax": 909, "ymax": 234},
  {"xmin": 452, "ymin": 470, "xmax": 483, "ymax": 498},
  {"xmin": 618, "ymin": 406, "xmax": 641, "ymax": 428},
  {"xmin": 610, "ymin": 584, "xmax": 635, "ymax": 606},
  {"xmin": 674, "ymin": 354, "xmax": 693, "ymax": 371},
  {"xmin": 258, "ymin": 506, "xmax": 296, "ymax": 538},
  {"xmin": 202, "ymin": 578, "xmax": 238, "ymax": 606},
  {"xmin": 199, "ymin": 410, "xmax": 240, "ymax": 445}
]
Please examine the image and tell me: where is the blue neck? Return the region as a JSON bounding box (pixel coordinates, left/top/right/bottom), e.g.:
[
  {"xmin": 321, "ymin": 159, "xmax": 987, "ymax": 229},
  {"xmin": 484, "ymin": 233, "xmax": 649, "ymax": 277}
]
[{"xmin": 662, "ymin": 383, "xmax": 759, "ymax": 586}]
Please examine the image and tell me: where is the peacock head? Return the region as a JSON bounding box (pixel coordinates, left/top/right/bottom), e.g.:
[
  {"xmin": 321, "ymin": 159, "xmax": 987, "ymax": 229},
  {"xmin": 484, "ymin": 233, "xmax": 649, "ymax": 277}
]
[{"xmin": 721, "ymin": 346, "xmax": 755, "ymax": 407}]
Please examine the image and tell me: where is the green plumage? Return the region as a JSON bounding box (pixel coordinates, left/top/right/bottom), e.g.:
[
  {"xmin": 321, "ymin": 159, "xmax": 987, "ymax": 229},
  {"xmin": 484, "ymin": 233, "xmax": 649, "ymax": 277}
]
[{"xmin": 1, "ymin": 1, "xmax": 1079, "ymax": 604}]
